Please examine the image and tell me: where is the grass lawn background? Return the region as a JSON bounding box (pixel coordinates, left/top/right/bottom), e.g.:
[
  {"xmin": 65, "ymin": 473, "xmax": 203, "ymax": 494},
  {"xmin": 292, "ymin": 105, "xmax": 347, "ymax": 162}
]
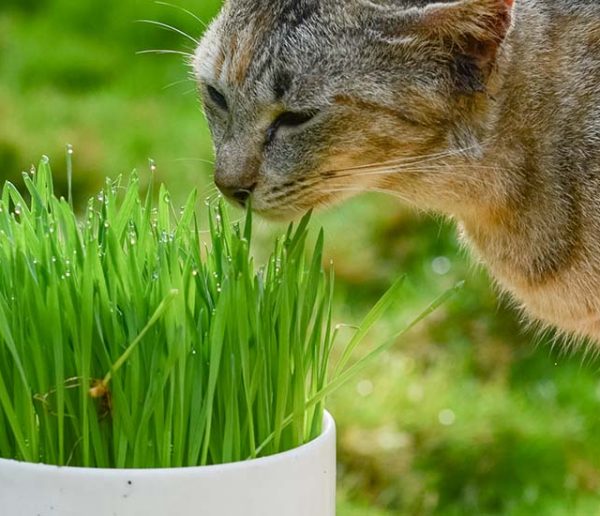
[{"xmin": 1, "ymin": 1, "xmax": 600, "ymax": 513}]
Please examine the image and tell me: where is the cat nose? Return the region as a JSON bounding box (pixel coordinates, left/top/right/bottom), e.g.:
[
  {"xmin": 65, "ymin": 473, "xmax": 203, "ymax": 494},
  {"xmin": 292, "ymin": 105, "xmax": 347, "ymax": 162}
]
[{"xmin": 215, "ymin": 180, "xmax": 257, "ymax": 206}]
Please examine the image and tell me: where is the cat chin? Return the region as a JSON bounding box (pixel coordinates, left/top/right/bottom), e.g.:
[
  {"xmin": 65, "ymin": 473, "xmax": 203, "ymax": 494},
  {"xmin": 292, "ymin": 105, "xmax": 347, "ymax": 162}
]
[{"xmin": 251, "ymin": 206, "xmax": 305, "ymax": 222}]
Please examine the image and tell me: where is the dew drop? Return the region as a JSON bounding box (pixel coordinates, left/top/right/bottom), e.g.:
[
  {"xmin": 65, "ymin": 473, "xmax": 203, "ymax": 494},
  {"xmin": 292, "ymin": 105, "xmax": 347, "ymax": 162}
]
[{"xmin": 432, "ymin": 256, "xmax": 452, "ymax": 276}]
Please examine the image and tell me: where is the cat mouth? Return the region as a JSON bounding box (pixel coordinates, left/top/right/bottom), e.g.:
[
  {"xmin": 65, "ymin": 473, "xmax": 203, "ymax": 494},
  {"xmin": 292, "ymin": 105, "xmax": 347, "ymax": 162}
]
[
  {"xmin": 251, "ymin": 190, "xmax": 343, "ymax": 221},
  {"xmin": 215, "ymin": 190, "xmax": 300, "ymax": 220},
  {"xmin": 251, "ymin": 204, "xmax": 303, "ymax": 221}
]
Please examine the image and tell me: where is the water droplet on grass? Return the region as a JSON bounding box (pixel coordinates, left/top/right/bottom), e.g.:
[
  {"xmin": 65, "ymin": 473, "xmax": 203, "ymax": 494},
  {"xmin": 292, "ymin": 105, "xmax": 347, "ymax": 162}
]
[{"xmin": 431, "ymin": 256, "xmax": 451, "ymax": 276}]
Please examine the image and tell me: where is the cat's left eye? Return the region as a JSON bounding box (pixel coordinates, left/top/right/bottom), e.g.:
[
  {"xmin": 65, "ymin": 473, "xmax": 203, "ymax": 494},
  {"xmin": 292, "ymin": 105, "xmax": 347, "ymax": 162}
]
[
  {"xmin": 206, "ymin": 85, "xmax": 228, "ymax": 111},
  {"xmin": 265, "ymin": 110, "xmax": 318, "ymax": 145}
]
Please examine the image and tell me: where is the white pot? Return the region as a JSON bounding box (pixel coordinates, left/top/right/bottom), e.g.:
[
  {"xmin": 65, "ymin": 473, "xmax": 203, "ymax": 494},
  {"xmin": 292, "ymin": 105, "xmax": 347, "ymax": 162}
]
[{"xmin": 0, "ymin": 412, "xmax": 336, "ymax": 516}]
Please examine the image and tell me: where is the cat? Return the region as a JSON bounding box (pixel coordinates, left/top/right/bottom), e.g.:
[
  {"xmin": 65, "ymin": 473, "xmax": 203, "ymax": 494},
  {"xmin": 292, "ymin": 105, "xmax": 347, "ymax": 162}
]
[{"xmin": 194, "ymin": 0, "xmax": 600, "ymax": 344}]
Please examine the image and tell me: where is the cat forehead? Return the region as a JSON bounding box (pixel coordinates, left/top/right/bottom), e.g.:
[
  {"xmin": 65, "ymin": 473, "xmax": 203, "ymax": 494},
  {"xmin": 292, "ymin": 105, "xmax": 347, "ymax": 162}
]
[
  {"xmin": 197, "ymin": 1, "xmax": 391, "ymax": 84},
  {"xmin": 195, "ymin": 0, "xmax": 456, "ymax": 99},
  {"xmin": 196, "ymin": 2, "xmax": 339, "ymax": 90}
]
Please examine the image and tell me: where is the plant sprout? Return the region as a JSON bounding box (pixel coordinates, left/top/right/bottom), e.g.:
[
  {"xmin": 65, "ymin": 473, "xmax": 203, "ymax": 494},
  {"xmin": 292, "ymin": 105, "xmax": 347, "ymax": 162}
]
[{"xmin": 0, "ymin": 156, "xmax": 457, "ymax": 469}]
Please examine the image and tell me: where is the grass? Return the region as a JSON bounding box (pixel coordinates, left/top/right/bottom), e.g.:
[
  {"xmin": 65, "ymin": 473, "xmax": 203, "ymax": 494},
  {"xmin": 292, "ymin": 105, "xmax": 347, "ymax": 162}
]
[
  {"xmin": 0, "ymin": 156, "xmax": 333, "ymax": 468},
  {"xmin": 3, "ymin": 1, "xmax": 600, "ymax": 513},
  {"xmin": 0, "ymin": 156, "xmax": 451, "ymax": 469}
]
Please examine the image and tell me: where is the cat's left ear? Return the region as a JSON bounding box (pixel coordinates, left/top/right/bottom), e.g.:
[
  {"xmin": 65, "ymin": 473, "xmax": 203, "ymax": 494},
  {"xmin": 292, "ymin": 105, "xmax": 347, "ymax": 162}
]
[
  {"xmin": 420, "ymin": 0, "xmax": 515, "ymax": 84},
  {"xmin": 374, "ymin": 0, "xmax": 515, "ymax": 92}
]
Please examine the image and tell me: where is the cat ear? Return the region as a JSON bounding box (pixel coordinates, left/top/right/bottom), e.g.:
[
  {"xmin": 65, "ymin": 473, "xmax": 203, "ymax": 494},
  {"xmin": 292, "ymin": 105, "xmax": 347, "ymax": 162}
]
[
  {"xmin": 370, "ymin": 0, "xmax": 515, "ymax": 92},
  {"xmin": 419, "ymin": 0, "xmax": 515, "ymax": 68}
]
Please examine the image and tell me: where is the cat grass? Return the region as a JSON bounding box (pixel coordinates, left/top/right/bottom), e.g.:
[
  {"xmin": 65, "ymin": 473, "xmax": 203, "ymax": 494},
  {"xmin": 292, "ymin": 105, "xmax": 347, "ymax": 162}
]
[{"xmin": 0, "ymin": 155, "xmax": 452, "ymax": 469}]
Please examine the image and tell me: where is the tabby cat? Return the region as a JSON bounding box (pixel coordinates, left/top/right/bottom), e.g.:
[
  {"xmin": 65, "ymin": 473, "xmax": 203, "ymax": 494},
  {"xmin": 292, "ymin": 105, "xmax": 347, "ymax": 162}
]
[{"xmin": 194, "ymin": 0, "xmax": 600, "ymax": 343}]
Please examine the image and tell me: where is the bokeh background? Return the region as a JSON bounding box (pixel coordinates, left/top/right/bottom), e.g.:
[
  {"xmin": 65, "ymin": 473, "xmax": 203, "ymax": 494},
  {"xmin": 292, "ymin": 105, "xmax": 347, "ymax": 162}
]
[{"xmin": 2, "ymin": 1, "xmax": 600, "ymax": 514}]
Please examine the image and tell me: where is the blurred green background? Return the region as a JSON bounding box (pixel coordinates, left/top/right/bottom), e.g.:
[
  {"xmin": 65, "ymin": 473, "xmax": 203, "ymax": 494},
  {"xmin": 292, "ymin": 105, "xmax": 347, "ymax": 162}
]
[{"xmin": 2, "ymin": 1, "xmax": 600, "ymax": 514}]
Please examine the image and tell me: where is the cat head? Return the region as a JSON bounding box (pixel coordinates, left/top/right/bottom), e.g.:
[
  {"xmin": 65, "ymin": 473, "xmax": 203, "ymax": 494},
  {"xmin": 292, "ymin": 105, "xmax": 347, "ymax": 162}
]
[{"xmin": 194, "ymin": 0, "xmax": 514, "ymax": 218}]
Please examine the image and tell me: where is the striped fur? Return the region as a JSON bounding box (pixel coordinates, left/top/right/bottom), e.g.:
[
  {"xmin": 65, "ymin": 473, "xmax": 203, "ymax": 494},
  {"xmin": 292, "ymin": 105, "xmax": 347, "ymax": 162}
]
[{"xmin": 195, "ymin": 0, "xmax": 600, "ymax": 345}]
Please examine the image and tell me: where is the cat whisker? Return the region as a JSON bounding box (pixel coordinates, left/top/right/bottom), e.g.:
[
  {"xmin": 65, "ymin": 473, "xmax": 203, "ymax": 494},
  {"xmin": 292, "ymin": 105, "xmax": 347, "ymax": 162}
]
[
  {"xmin": 137, "ymin": 49, "xmax": 195, "ymax": 58},
  {"xmin": 170, "ymin": 157, "xmax": 215, "ymax": 165},
  {"xmin": 162, "ymin": 78, "xmax": 195, "ymax": 91},
  {"xmin": 136, "ymin": 19, "xmax": 200, "ymax": 45},
  {"xmin": 318, "ymin": 186, "xmax": 415, "ymax": 205},
  {"xmin": 154, "ymin": 1, "xmax": 208, "ymax": 30},
  {"xmin": 321, "ymin": 145, "xmax": 481, "ymax": 175},
  {"xmin": 263, "ymin": 179, "xmax": 322, "ymax": 203},
  {"xmin": 204, "ymin": 190, "xmax": 222, "ymax": 205},
  {"xmin": 325, "ymin": 164, "xmax": 496, "ymax": 184}
]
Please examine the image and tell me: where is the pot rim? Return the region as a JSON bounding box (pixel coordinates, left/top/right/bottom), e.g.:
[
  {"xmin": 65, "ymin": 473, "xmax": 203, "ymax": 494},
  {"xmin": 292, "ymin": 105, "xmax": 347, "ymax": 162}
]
[{"xmin": 0, "ymin": 410, "xmax": 335, "ymax": 476}]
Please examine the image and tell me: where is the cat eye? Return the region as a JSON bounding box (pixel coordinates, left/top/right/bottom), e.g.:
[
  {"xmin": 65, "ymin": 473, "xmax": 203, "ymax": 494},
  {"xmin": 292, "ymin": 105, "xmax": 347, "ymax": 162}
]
[
  {"xmin": 265, "ymin": 110, "xmax": 318, "ymax": 145},
  {"xmin": 206, "ymin": 85, "xmax": 228, "ymax": 111}
]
